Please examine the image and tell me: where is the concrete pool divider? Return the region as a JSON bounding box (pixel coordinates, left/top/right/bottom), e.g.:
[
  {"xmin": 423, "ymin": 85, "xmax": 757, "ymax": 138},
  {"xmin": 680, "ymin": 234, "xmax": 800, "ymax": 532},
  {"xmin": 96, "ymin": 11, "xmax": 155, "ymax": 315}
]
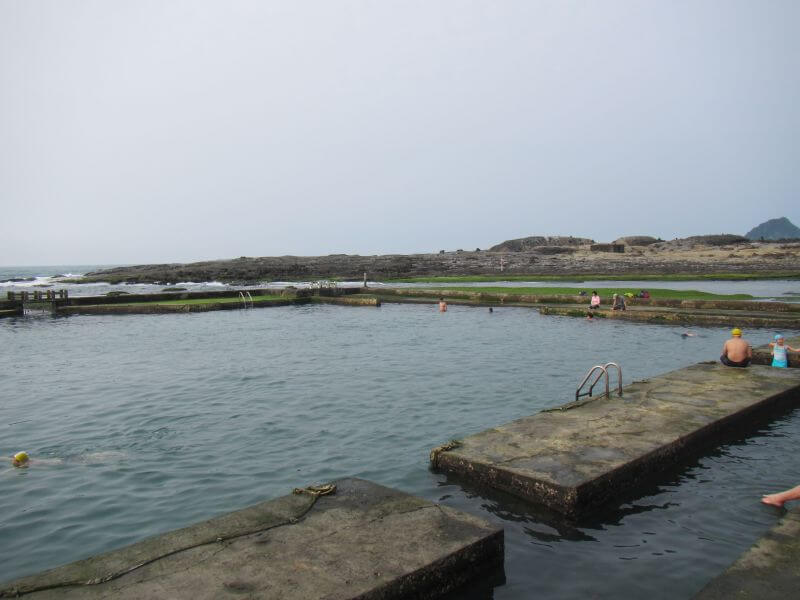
[
  {"xmin": 372, "ymin": 288, "xmax": 800, "ymax": 327},
  {"xmin": 372, "ymin": 288, "xmax": 800, "ymax": 312},
  {"xmin": 42, "ymin": 288, "xmax": 380, "ymax": 315},
  {"xmin": 0, "ymin": 299, "xmax": 23, "ymax": 317},
  {"xmin": 538, "ymin": 305, "xmax": 800, "ymax": 328},
  {"xmin": 692, "ymin": 506, "xmax": 800, "ymax": 599},
  {"xmin": 430, "ymin": 363, "xmax": 800, "ymax": 518},
  {"xmin": 0, "ymin": 478, "xmax": 503, "ymax": 599}
]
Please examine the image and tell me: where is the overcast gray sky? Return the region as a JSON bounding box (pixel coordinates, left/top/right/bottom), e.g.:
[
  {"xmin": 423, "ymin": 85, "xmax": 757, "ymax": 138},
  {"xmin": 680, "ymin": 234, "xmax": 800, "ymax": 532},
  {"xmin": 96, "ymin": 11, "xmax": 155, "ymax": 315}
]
[{"xmin": 1, "ymin": 1, "xmax": 798, "ymax": 265}]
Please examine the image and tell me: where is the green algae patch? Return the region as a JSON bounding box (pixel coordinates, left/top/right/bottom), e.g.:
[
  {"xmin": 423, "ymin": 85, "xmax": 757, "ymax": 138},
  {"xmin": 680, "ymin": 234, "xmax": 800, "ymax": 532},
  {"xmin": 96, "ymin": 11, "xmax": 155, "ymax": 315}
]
[
  {"xmin": 113, "ymin": 295, "xmax": 284, "ymax": 306},
  {"xmin": 389, "ymin": 272, "xmax": 800, "ymax": 283},
  {"xmin": 423, "ymin": 286, "xmax": 753, "ymax": 300}
]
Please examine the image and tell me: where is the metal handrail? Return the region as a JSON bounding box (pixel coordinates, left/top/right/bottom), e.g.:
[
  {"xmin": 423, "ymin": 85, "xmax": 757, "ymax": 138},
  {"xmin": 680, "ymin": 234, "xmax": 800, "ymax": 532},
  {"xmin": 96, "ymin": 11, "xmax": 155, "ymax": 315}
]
[
  {"xmin": 604, "ymin": 362, "xmax": 623, "ymax": 397},
  {"xmin": 575, "ymin": 362, "xmax": 623, "ymax": 401},
  {"xmin": 246, "ymin": 291, "xmax": 254, "ymax": 307},
  {"xmin": 576, "ymin": 365, "xmax": 608, "ymax": 402}
]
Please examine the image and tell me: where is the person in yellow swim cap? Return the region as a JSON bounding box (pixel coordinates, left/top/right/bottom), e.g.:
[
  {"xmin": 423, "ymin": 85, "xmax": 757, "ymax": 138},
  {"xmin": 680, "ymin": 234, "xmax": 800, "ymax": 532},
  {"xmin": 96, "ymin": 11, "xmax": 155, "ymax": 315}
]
[
  {"xmin": 721, "ymin": 328, "xmax": 751, "ymax": 368},
  {"xmin": 11, "ymin": 452, "xmax": 29, "ymax": 467}
]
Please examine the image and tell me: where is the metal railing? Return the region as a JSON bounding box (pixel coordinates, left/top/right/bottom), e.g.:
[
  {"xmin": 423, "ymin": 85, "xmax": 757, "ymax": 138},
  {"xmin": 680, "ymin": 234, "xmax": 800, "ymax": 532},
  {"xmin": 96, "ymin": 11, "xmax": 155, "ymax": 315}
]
[
  {"xmin": 575, "ymin": 362, "xmax": 623, "ymax": 402},
  {"xmin": 239, "ymin": 291, "xmax": 253, "ymax": 309}
]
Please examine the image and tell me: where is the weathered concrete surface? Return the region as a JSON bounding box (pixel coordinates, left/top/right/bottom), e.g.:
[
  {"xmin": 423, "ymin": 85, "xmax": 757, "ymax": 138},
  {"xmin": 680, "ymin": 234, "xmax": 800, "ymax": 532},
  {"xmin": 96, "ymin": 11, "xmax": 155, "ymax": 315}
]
[
  {"xmin": 692, "ymin": 507, "xmax": 800, "ymax": 599},
  {"xmin": 752, "ymin": 336, "xmax": 800, "ymax": 368},
  {"xmin": 1, "ymin": 478, "xmax": 503, "ymax": 599},
  {"xmin": 313, "ymin": 294, "xmax": 381, "ymax": 307},
  {"xmin": 376, "ymin": 288, "xmax": 800, "ymax": 313},
  {"xmin": 432, "ymin": 363, "xmax": 800, "ymax": 518},
  {"xmin": 56, "ymin": 298, "xmax": 303, "ymax": 315},
  {"xmin": 538, "ymin": 305, "xmax": 800, "ymax": 328}
]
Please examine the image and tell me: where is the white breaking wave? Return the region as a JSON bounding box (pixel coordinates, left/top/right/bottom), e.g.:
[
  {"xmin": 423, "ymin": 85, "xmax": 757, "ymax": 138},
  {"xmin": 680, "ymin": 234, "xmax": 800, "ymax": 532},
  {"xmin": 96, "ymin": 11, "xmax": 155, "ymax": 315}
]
[{"xmin": 175, "ymin": 281, "xmax": 228, "ymax": 287}]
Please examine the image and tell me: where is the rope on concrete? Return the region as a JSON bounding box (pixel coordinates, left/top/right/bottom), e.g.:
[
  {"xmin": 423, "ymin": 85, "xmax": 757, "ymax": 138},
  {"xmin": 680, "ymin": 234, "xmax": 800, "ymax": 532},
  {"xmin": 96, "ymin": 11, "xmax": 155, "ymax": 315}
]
[
  {"xmin": 1, "ymin": 483, "xmax": 337, "ymax": 598},
  {"xmin": 429, "ymin": 440, "xmax": 461, "ymax": 468}
]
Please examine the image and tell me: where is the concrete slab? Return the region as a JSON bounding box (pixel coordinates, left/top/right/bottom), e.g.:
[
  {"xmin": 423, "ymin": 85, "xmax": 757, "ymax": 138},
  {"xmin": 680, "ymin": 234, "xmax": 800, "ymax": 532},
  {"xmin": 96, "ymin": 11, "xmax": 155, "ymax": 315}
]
[
  {"xmin": 692, "ymin": 507, "xmax": 800, "ymax": 599},
  {"xmin": 431, "ymin": 363, "xmax": 800, "ymax": 517},
  {"xmin": 538, "ymin": 305, "xmax": 800, "ymax": 328},
  {"xmin": 0, "ymin": 478, "xmax": 503, "ymax": 600}
]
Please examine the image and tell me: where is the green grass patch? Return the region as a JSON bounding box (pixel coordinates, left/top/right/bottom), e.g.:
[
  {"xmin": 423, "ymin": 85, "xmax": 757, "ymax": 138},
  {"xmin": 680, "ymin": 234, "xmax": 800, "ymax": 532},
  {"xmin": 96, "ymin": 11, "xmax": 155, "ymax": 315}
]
[
  {"xmin": 389, "ymin": 272, "xmax": 800, "ymax": 283},
  {"xmin": 425, "ymin": 286, "xmax": 753, "ymax": 300},
  {"xmin": 113, "ymin": 295, "xmax": 284, "ymax": 306}
]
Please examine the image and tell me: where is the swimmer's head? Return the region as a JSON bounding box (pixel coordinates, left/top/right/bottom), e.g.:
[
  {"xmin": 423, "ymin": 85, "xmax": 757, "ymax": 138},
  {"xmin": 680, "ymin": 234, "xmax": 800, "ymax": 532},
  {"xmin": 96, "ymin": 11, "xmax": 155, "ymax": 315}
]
[
  {"xmin": 731, "ymin": 328, "xmax": 742, "ymax": 337},
  {"xmin": 11, "ymin": 451, "xmax": 29, "ymax": 467}
]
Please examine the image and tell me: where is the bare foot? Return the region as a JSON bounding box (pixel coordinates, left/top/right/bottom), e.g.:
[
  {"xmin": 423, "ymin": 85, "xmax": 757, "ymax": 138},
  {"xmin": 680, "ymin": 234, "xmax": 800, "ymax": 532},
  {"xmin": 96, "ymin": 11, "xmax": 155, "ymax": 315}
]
[{"xmin": 762, "ymin": 494, "xmax": 785, "ymax": 507}]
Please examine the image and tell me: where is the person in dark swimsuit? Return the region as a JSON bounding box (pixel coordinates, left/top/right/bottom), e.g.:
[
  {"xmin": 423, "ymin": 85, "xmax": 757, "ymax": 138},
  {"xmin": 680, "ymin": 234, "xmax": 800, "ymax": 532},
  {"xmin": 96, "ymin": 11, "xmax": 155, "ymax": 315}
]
[{"xmin": 720, "ymin": 328, "xmax": 751, "ymax": 367}]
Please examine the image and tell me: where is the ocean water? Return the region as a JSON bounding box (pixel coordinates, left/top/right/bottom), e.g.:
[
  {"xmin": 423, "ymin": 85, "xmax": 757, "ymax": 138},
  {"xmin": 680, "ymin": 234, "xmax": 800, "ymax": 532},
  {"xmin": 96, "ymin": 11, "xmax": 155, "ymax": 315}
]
[
  {"xmin": 1, "ymin": 265, "xmax": 799, "ymax": 299},
  {"xmin": 2, "ymin": 302, "xmax": 799, "ymax": 598}
]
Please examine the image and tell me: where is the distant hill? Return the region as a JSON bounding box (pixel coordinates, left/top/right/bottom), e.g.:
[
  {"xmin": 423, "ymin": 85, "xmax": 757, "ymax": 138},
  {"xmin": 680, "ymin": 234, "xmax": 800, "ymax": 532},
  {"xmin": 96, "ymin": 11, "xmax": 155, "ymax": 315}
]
[
  {"xmin": 745, "ymin": 217, "xmax": 800, "ymax": 240},
  {"xmin": 488, "ymin": 236, "xmax": 594, "ymax": 252},
  {"xmin": 613, "ymin": 236, "xmax": 660, "ymax": 246}
]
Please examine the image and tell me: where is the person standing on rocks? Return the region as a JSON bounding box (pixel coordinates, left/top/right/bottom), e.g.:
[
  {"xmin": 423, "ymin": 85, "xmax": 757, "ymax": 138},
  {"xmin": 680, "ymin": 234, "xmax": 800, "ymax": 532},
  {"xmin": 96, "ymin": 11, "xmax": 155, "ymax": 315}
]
[{"xmin": 720, "ymin": 328, "xmax": 751, "ymax": 367}]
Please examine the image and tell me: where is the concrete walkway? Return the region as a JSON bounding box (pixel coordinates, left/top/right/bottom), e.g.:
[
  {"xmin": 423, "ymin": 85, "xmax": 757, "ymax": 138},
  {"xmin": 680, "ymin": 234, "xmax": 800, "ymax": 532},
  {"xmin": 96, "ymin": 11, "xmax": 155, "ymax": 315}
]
[
  {"xmin": 693, "ymin": 507, "xmax": 800, "ymax": 599},
  {"xmin": 1, "ymin": 478, "xmax": 503, "ymax": 599},
  {"xmin": 431, "ymin": 363, "xmax": 800, "ymax": 517}
]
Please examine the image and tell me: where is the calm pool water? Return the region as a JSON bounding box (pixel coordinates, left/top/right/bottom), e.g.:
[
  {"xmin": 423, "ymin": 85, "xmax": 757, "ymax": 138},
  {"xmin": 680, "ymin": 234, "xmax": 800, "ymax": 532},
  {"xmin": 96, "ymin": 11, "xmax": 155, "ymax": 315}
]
[{"xmin": 1, "ymin": 304, "xmax": 799, "ymax": 598}]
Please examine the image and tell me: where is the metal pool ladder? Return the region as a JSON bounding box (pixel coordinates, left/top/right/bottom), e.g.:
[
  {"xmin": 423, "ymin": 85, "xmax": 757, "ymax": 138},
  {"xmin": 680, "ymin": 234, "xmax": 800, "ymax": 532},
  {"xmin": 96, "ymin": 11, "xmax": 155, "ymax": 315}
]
[
  {"xmin": 575, "ymin": 362, "xmax": 623, "ymax": 402},
  {"xmin": 239, "ymin": 291, "xmax": 254, "ymax": 308}
]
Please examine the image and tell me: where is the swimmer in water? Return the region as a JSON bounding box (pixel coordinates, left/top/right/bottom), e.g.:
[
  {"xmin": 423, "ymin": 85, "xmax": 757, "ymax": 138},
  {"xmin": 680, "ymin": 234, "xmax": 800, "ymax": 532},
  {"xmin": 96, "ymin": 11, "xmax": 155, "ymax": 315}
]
[
  {"xmin": 439, "ymin": 297, "xmax": 447, "ymax": 312},
  {"xmin": 11, "ymin": 451, "xmax": 29, "ymax": 467},
  {"xmin": 8, "ymin": 451, "xmax": 80, "ymax": 469},
  {"xmin": 762, "ymin": 484, "xmax": 800, "ymax": 507},
  {"xmin": 681, "ymin": 331, "xmax": 696, "ymax": 338}
]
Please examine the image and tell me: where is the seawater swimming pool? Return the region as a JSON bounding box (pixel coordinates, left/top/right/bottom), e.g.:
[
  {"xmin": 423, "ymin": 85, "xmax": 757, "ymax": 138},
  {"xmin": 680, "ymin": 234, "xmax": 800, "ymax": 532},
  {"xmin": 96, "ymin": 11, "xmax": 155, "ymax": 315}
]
[{"xmin": 1, "ymin": 303, "xmax": 799, "ymax": 598}]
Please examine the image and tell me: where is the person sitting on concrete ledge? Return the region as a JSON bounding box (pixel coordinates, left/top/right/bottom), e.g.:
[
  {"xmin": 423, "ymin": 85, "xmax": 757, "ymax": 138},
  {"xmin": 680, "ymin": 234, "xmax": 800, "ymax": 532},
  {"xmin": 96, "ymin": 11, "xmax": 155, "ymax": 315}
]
[
  {"xmin": 762, "ymin": 484, "xmax": 800, "ymax": 507},
  {"xmin": 720, "ymin": 328, "xmax": 751, "ymax": 367},
  {"xmin": 769, "ymin": 334, "xmax": 799, "ymax": 368},
  {"xmin": 589, "ymin": 291, "xmax": 601, "ymax": 310}
]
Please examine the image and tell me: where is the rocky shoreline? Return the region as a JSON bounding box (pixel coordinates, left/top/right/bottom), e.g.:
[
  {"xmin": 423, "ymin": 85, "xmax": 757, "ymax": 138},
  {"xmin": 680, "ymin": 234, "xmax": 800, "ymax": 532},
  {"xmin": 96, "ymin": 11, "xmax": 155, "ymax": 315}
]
[{"xmin": 74, "ymin": 238, "xmax": 800, "ymax": 284}]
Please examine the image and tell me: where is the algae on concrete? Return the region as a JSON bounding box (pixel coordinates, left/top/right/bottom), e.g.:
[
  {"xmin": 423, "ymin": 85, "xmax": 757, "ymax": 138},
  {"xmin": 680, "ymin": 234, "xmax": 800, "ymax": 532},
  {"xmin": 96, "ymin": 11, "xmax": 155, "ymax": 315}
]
[
  {"xmin": 1, "ymin": 478, "xmax": 503, "ymax": 600},
  {"xmin": 431, "ymin": 363, "xmax": 800, "ymax": 517}
]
